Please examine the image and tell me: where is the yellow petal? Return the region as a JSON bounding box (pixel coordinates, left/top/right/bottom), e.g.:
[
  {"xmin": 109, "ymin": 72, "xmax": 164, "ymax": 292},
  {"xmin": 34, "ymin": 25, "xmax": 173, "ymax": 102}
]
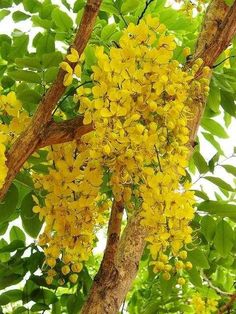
[
  {"xmin": 74, "ymin": 64, "xmax": 81, "ymax": 77},
  {"xmin": 100, "ymin": 108, "xmax": 113, "ymax": 118},
  {"xmin": 63, "ymin": 73, "xmax": 73, "ymax": 86},
  {"xmin": 83, "ymin": 111, "xmax": 92, "ymax": 125},
  {"xmin": 60, "ymin": 62, "xmax": 73, "ymax": 74},
  {"xmin": 67, "ymin": 48, "xmax": 79, "ymax": 63}
]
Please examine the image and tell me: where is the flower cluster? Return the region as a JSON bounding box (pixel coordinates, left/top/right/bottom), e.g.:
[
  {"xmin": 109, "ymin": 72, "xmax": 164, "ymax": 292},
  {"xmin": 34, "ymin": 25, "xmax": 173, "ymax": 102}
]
[
  {"xmin": 33, "ymin": 143, "xmax": 110, "ymax": 285},
  {"xmin": 0, "ymin": 88, "xmax": 30, "ymax": 188},
  {"xmin": 35, "ymin": 15, "xmax": 209, "ymax": 283},
  {"xmin": 191, "ymin": 293, "xmax": 218, "ymax": 313}
]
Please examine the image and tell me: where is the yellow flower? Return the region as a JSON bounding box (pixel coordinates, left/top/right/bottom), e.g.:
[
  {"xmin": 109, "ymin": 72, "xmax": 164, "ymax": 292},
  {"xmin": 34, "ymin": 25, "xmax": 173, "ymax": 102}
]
[{"xmin": 67, "ymin": 48, "xmax": 79, "ymax": 63}]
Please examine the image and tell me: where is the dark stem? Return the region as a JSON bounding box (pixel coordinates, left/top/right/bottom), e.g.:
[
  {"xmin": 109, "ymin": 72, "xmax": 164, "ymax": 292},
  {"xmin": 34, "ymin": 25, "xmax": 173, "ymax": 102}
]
[{"xmin": 137, "ymin": 0, "xmax": 155, "ymax": 24}]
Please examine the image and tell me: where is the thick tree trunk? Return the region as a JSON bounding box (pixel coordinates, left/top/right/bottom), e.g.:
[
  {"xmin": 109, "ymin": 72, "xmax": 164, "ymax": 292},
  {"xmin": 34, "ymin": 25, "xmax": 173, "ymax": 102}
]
[
  {"xmin": 81, "ymin": 212, "xmax": 147, "ymax": 314},
  {"xmin": 80, "ymin": 1, "xmax": 236, "ymax": 313}
]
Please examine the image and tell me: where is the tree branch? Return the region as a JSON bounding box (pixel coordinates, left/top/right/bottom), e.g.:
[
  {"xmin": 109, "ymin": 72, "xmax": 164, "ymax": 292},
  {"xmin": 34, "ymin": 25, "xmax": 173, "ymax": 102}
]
[
  {"xmin": 218, "ymin": 293, "xmax": 236, "ymax": 314},
  {"xmin": 0, "ymin": 0, "xmax": 102, "ymax": 200},
  {"xmin": 81, "ymin": 200, "xmax": 125, "ymax": 314},
  {"xmin": 188, "ymin": 0, "xmax": 236, "ymax": 147},
  {"xmin": 38, "ymin": 117, "xmax": 93, "ymax": 148}
]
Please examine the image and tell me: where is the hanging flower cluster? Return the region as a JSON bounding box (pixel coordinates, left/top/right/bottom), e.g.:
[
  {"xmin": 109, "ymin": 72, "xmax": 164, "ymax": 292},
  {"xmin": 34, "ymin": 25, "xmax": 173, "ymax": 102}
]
[
  {"xmin": 34, "ymin": 15, "xmax": 210, "ymax": 284},
  {"xmin": 0, "ymin": 88, "xmax": 30, "ymax": 188},
  {"xmin": 191, "ymin": 293, "xmax": 218, "ymax": 313}
]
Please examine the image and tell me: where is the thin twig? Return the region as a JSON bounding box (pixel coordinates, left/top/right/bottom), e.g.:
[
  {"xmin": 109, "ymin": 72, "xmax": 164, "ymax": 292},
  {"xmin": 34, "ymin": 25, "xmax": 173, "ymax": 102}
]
[
  {"xmin": 202, "ymin": 272, "xmax": 233, "ymax": 297},
  {"xmin": 137, "ymin": 0, "xmax": 155, "ymax": 24},
  {"xmin": 212, "ymin": 55, "xmax": 236, "ymax": 68}
]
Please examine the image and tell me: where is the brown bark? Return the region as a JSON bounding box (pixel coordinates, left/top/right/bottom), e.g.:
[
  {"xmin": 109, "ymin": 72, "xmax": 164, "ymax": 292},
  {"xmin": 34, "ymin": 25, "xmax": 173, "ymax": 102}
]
[
  {"xmin": 80, "ymin": 1, "xmax": 236, "ymax": 313},
  {"xmin": 188, "ymin": 0, "xmax": 236, "ymax": 146},
  {"xmin": 0, "ymin": 0, "xmax": 102, "ymax": 200},
  {"xmin": 218, "ymin": 293, "xmax": 236, "ymax": 314},
  {"xmin": 38, "ymin": 117, "xmax": 93, "ymax": 148},
  {"xmin": 81, "ymin": 207, "xmax": 147, "ymax": 314}
]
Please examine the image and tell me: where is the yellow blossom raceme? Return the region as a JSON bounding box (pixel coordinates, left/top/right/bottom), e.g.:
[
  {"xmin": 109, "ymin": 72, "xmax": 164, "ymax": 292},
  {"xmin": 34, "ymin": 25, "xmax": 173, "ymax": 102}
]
[
  {"xmin": 34, "ymin": 15, "xmax": 209, "ymax": 283},
  {"xmin": 191, "ymin": 293, "xmax": 218, "ymax": 314},
  {"xmin": 0, "ymin": 88, "xmax": 30, "ymax": 188}
]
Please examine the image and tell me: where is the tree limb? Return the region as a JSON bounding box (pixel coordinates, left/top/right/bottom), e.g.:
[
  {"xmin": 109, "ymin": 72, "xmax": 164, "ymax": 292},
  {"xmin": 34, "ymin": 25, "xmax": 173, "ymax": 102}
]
[
  {"xmin": 218, "ymin": 293, "xmax": 236, "ymax": 314},
  {"xmin": 81, "ymin": 200, "xmax": 125, "ymax": 314},
  {"xmin": 38, "ymin": 117, "xmax": 93, "ymax": 148},
  {"xmin": 0, "ymin": 0, "xmax": 102, "ymax": 200},
  {"xmin": 188, "ymin": 0, "xmax": 236, "ymax": 147}
]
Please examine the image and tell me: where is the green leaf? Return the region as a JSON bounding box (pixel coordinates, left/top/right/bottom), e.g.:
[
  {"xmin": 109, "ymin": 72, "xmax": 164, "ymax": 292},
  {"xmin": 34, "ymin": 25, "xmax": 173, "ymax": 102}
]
[
  {"xmin": 10, "ymin": 226, "xmax": 26, "ymax": 243},
  {"xmin": 52, "ymin": 301, "xmax": 61, "ymax": 314},
  {"xmin": 31, "ymin": 289, "xmax": 58, "ymax": 305},
  {"xmin": 206, "ymin": 85, "xmax": 220, "ymax": 113},
  {"xmin": 188, "ymin": 267, "xmax": 202, "ymax": 287},
  {"xmin": 0, "ymin": 184, "xmax": 18, "ymax": 223},
  {"xmin": 31, "ymin": 15, "xmax": 53, "ymax": 29},
  {"xmin": 23, "ymin": 0, "xmax": 41, "ymax": 13},
  {"xmin": 66, "ymin": 293, "xmax": 84, "ymax": 314},
  {"xmin": 208, "ymin": 153, "xmax": 219, "ymax": 173},
  {"xmin": 0, "ymin": 274, "xmax": 22, "ymax": 290},
  {"xmin": 198, "ymin": 200, "xmax": 236, "ymax": 219},
  {"xmin": 8, "ymin": 70, "xmax": 41, "ymax": 84},
  {"xmin": 0, "ymin": 222, "xmax": 8, "ymax": 235},
  {"xmin": 12, "ymin": 306, "xmax": 28, "ymax": 314},
  {"xmin": 84, "ymin": 45, "xmax": 97, "ymax": 68},
  {"xmin": 12, "ymin": 11, "xmax": 31, "ymax": 22},
  {"xmin": 201, "ymin": 118, "xmax": 228, "ymax": 139},
  {"xmin": 9, "ymin": 33, "xmax": 29, "ymax": 60},
  {"xmin": 100, "ymin": 1, "xmax": 119, "ymax": 16},
  {"xmin": 0, "ymin": 0, "xmax": 12, "ymax": 9},
  {"xmin": 31, "ymin": 304, "xmax": 50, "ymax": 312},
  {"xmin": 202, "ymin": 132, "xmax": 224, "ymax": 155},
  {"xmin": 192, "ymin": 190, "xmax": 209, "ymax": 200},
  {"xmin": 1, "ymin": 76, "xmax": 15, "ymax": 89},
  {"xmin": 17, "ymin": 89, "xmax": 41, "ymax": 104},
  {"xmin": 73, "ymin": 0, "xmax": 85, "ymax": 13},
  {"xmin": 44, "ymin": 67, "xmax": 59, "ymax": 83},
  {"xmin": 36, "ymin": 33, "xmax": 55, "ymax": 55},
  {"xmin": 101, "ymin": 23, "xmax": 117, "ymax": 41},
  {"xmin": 0, "ymin": 290, "xmax": 23, "ymax": 306},
  {"xmin": 193, "ymin": 151, "xmax": 208, "ymax": 174},
  {"xmin": 220, "ymin": 91, "xmax": 236, "ymax": 117},
  {"xmin": 42, "ymin": 51, "xmax": 63, "ymax": 68},
  {"xmin": 222, "ymin": 164, "xmax": 236, "ymax": 176},
  {"xmin": 51, "ymin": 8, "xmax": 73, "ymax": 31},
  {"xmin": 204, "ymin": 176, "xmax": 235, "ymax": 192},
  {"xmin": 121, "ymin": 0, "xmax": 140, "ymax": 14},
  {"xmin": 214, "ymin": 220, "xmax": 234, "ymax": 256},
  {"xmin": 0, "ymin": 240, "xmax": 25, "ymax": 253},
  {"xmin": 225, "ymin": 0, "xmax": 234, "ymax": 6},
  {"xmin": 201, "ymin": 215, "xmax": 216, "ymax": 241},
  {"xmin": 0, "ymin": 9, "xmax": 10, "ymax": 21},
  {"xmin": 0, "ymin": 239, "xmax": 10, "ymax": 262},
  {"xmin": 20, "ymin": 193, "xmax": 43, "ymax": 238},
  {"xmin": 15, "ymin": 56, "xmax": 41, "ymax": 69},
  {"xmin": 187, "ymin": 249, "xmax": 210, "ymax": 269}
]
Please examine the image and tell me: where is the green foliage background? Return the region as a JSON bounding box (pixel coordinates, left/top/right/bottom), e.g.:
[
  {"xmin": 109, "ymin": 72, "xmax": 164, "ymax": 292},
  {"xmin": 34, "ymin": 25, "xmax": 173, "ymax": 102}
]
[{"xmin": 0, "ymin": 0, "xmax": 235, "ymax": 313}]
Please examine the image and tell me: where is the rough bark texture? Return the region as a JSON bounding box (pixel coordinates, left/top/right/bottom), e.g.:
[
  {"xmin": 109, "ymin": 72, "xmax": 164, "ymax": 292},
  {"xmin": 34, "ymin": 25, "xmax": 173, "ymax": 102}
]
[
  {"xmin": 80, "ymin": 1, "xmax": 236, "ymax": 313},
  {"xmin": 0, "ymin": 0, "xmax": 102, "ymax": 200},
  {"xmin": 81, "ymin": 209, "xmax": 147, "ymax": 314},
  {"xmin": 188, "ymin": 0, "xmax": 236, "ymax": 146}
]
